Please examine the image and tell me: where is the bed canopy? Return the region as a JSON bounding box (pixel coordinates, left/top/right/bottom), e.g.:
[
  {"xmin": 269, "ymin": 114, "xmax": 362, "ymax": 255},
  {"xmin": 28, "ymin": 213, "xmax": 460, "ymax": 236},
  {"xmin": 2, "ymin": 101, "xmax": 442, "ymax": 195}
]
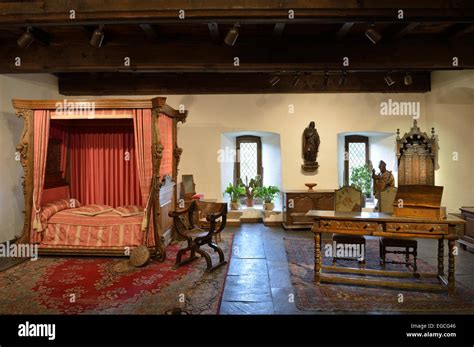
[{"xmin": 12, "ymin": 97, "xmax": 187, "ymax": 260}]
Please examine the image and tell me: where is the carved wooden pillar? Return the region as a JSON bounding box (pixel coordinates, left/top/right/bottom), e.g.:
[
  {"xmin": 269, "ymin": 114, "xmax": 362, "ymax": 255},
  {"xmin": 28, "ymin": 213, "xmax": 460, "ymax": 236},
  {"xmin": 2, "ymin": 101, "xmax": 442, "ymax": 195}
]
[
  {"xmin": 172, "ymin": 116, "xmax": 185, "ymax": 207},
  {"xmin": 152, "ymin": 107, "xmax": 166, "ymax": 261},
  {"xmin": 15, "ymin": 108, "xmax": 34, "ymax": 244}
]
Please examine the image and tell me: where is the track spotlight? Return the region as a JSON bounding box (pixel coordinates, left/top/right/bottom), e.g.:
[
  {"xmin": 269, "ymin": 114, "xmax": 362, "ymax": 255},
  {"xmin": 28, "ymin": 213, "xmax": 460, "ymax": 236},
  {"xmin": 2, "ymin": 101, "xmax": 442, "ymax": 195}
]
[
  {"xmin": 17, "ymin": 27, "xmax": 35, "ymax": 49},
  {"xmin": 90, "ymin": 25, "xmax": 105, "ymax": 48},
  {"xmin": 339, "ymin": 71, "xmax": 348, "ymax": 86},
  {"xmin": 224, "ymin": 23, "xmax": 240, "ymax": 46},
  {"xmin": 322, "ymin": 71, "xmax": 329, "ymax": 88},
  {"xmin": 365, "ymin": 24, "xmax": 382, "ymax": 44},
  {"xmin": 404, "ymin": 73, "xmax": 413, "ymax": 86},
  {"xmin": 269, "ymin": 75, "xmax": 280, "ymax": 87},
  {"xmin": 384, "ymin": 73, "xmax": 396, "ymax": 87},
  {"xmin": 292, "ymin": 74, "xmax": 301, "ymax": 87}
]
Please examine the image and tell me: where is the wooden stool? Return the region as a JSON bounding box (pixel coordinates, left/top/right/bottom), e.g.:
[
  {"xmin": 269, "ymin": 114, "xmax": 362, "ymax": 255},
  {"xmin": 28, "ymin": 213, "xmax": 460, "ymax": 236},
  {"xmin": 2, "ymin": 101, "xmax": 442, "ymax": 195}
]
[
  {"xmin": 380, "ymin": 237, "xmax": 417, "ymax": 272},
  {"xmin": 332, "ymin": 234, "xmax": 366, "ymax": 266}
]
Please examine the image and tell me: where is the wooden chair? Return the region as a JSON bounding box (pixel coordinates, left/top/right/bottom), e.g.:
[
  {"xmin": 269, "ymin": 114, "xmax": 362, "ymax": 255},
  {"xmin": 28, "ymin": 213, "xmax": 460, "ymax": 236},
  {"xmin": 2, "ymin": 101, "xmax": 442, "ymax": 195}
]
[
  {"xmin": 332, "ymin": 186, "xmax": 365, "ymax": 265},
  {"xmin": 378, "ymin": 187, "xmax": 418, "ymax": 272},
  {"xmin": 169, "ymin": 200, "xmax": 228, "ymax": 272},
  {"xmin": 196, "ymin": 200, "xmax": 224, "ymax": 243}
]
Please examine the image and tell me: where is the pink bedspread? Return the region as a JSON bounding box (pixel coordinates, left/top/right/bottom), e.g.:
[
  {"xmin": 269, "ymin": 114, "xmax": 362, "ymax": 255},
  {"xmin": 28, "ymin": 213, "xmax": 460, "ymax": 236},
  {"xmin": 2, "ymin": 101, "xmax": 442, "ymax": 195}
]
[{"xmin": 41, "ymin": 209, "xmax": 145, "ymax": 249}]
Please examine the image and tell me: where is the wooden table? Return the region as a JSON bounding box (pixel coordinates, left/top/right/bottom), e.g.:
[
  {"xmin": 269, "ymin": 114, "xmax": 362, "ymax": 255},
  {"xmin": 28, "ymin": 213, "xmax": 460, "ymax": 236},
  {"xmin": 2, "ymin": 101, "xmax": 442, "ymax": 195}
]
[{"xmin": 307, "ymin": 210, "xmax": 465, "ymax": 293}]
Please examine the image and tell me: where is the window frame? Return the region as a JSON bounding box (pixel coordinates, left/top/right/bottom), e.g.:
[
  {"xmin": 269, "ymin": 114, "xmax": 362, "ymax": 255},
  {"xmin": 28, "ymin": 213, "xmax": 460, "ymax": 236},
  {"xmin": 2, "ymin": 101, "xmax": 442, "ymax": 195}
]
[
  {"xmin": 235, "ymin": 135, "xmax": 263, "ymax": 185},
  {"xmin": 344, "ymin": 135, "xmax": 369, "ymax": 187}
]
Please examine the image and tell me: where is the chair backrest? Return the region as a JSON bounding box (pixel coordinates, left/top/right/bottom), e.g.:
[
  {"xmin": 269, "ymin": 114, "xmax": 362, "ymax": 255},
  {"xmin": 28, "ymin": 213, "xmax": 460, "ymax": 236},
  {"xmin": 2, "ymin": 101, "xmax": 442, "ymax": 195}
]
[
  {"xmin": 196, "ymin": 201, "xmax": 228, "ymax": 232},
  {"xmin": 335, "ymin": 186, "xmax": 363, "ymax": 212},
  {"xmin": 379, "ymin": 187, "xmax": 398, "ymax": 214},
  {"xmin": 196, "ymin": 200, "xmax": 226, "ymax": 216}
]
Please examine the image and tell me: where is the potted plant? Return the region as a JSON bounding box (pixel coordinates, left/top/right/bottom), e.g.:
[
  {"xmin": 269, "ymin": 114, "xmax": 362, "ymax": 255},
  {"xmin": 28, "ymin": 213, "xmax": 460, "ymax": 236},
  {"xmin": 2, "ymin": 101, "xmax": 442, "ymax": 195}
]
[
  {"xmin": 223, "ymin": 183, "xmax": 245, "ymax": 210},
  {"xmin": 238, "ymin": 175, "xmax": 262, "ymax": 207},
  {"xmin": 350, "ymin": 164, "xmax": 372, "ymax": 206},
  {"xmin": 255, "ymin": 185, "xmax": 280, "ymax": 211}
]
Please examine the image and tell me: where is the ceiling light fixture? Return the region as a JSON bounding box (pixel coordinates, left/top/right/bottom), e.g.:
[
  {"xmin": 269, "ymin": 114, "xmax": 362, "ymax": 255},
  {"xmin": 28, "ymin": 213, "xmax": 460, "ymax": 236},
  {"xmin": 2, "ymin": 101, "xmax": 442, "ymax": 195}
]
[
  {"xmin": 385, "ymin": 73, "xmax": 396, "ymax": 86},
  {"xmin": 269, "ymin": 75, "xmax": 280, "ymax": 87},
  {"xmin": 224, "ymin": 23, "xmax": 240, "ymax": 46},
  {"xmin": 365, "ymin": 24, "xmax": 382, "ymax": 44},
  {"xmin": 90, "ymin": 24, "xmax": 105, "ymax": 48},
  {"xmin": 322, "ymin": 71, "xmax": 329, "ymax": 88},
  {"xmin": 17, "ymin": 27, "xmax": 35, "ymax": 49},
  {"xmin": 339, "ymin": 71, "xmax": 348, "ymax": 86},
  {"xmin": 292, "ymin": 74, "xmax": 301, "ymax": 87}
]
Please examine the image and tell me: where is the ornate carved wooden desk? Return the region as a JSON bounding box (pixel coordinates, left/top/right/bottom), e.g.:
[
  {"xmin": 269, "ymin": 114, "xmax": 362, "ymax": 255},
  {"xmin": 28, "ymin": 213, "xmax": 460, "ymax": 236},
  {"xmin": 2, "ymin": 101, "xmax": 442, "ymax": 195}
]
[{"xmin": 307, "ymin": 210, "xmax": 465, "ymax": 294}]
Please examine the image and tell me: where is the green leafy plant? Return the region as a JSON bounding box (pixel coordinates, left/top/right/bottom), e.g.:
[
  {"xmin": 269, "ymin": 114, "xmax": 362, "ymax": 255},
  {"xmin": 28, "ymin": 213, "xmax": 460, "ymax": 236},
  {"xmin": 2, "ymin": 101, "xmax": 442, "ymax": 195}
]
[
  {"xmin": 223, "ymin": 183, "xmax": 245, "ymax": 203},
  {"xmin": 238, "ymin": 175, "xmax": 262, "ymax": 200},
  {"xmin": 350, "ymin": 164, "xmax": 372, "ymax": 197},
  {"xmin": 255, "ymin": 185, "xmax": 280, "ymax": 203}
]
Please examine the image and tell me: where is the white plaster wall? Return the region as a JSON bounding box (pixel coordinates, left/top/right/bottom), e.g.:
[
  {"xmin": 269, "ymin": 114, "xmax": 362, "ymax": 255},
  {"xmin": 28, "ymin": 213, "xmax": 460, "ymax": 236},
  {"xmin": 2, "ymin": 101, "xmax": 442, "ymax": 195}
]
[
  {"xmin": 426, "ymin": 71, "xmax": 474, "ymax": 212},
  {"xmin": 0, "ymin": 74, "xmax": 61, "ymax": 243},
  {"xmin": 41, "ymin": 70, "xmax": 474, "ymax": 215}
]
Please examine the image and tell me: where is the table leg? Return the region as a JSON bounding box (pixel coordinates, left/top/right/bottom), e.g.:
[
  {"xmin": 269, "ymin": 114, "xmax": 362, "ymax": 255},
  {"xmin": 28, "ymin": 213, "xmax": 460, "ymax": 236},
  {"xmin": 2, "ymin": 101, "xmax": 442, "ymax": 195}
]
[
  {"xmin": 314, "ymin": 232, "xmax": 321, "ymax": 284},
  {"xmin": 437, "ymin": 239, "xmax": 444, "ymax": 276},
  {"xmin": 448, "ymin": 239, "xmax": 456, "ymax": 294}
]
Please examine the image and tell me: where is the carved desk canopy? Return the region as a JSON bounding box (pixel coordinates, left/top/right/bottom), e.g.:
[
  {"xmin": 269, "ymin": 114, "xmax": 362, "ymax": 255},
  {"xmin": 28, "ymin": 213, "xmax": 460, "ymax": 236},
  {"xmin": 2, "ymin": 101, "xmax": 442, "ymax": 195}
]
[
  {"xmin": 11, "ymin": 97, "xmax": 188, "ymax": 258},
  {"xmin": 396, "ymin": 120, "xmax": 437, "ymax": 186}
]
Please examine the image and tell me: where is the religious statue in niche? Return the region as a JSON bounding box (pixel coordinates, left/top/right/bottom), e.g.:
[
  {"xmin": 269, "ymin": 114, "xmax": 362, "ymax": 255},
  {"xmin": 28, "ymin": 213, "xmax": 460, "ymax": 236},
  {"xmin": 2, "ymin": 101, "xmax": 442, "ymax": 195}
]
[{"xmin": 302, "ymin": 121, "xmax": 320, "ymax": 172}]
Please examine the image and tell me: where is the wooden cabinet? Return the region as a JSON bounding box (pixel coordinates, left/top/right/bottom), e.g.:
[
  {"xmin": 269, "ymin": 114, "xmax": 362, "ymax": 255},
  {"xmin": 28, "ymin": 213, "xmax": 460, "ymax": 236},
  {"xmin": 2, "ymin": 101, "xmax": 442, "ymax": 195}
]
[
  {"xmin": 282, "ymin": 190, "xmax": 334, "ymax": 229},
  {"xmin": 459, "ymin": 207, "xmax": 474, "ymax": 249}
]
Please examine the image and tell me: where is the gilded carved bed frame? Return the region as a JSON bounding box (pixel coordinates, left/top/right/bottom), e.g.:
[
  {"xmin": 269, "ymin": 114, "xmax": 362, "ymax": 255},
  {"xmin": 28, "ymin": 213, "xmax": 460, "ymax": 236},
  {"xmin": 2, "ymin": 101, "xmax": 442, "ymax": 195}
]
[{"xmin": 12, "ymin": 97, "xmax": 188, "ymax": 259}]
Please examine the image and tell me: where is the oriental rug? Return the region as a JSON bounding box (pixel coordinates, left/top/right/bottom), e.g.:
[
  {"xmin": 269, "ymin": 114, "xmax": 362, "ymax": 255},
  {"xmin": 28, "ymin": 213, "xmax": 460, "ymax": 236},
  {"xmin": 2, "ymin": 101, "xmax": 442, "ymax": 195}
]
[
  {"xmin": 0, "ymin": 235, "xmax": 232, "ymax": 315},
  {"xmin": 284, "ymin": 237, "xmax": 474, "ymax": 313}
]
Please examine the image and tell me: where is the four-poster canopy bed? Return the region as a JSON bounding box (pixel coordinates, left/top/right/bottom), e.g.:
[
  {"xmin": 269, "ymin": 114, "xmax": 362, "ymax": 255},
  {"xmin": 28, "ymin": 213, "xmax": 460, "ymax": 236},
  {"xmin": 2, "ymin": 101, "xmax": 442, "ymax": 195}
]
[{"xmin": 12, "ymin": 97, "xmax": 188, "ymax": 260}]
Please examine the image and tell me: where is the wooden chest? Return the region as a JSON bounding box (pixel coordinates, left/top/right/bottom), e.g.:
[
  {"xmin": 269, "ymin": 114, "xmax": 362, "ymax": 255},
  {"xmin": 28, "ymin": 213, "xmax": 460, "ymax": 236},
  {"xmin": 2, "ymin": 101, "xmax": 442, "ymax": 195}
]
[
  {"xmin": 283, "ymin": 190, "xmax": 334, "ymax": 229},
  {"xmin": 393, "ymin": 185, "xmax": 445, "ymax": 220}
]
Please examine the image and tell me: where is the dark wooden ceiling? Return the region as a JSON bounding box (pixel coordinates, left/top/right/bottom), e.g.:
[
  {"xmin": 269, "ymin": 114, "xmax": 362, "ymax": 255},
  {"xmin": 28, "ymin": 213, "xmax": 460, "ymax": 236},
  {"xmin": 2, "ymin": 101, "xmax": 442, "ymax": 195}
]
[{"xmin": 0, "ymin": 0, "xmax": 473, "ymax": 94}]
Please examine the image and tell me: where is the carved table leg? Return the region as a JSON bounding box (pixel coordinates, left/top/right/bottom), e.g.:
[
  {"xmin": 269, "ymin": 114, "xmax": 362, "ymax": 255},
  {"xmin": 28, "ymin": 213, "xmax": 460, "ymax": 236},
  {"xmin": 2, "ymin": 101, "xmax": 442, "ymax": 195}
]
[
  {"xmin": 314, "ymin": 232, "xmax": 321, "ymax": 284},
  {"xmin": 437, "ymin": 238, "xmax": 444, "ymax": 277},
  {"xmin": 448, "ymin": 239, "xmax": 456, "ymax": 294}
]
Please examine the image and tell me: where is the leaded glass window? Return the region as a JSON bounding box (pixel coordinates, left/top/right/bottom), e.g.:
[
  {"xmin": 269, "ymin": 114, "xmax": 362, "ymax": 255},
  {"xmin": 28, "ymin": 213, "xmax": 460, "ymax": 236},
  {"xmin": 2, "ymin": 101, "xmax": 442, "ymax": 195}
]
[
  {"xmin": 235, "ymin": 136, "xmax": 262, "ymax": 184},
  {"xmin": 344, "ymin": 135, "xmax": 369, "ymax": 187}
]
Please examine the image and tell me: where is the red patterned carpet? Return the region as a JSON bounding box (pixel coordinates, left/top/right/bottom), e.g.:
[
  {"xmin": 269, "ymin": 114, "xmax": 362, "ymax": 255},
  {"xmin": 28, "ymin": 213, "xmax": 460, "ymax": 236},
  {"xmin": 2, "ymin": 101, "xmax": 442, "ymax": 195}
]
[
  {"xmin": 284, "ymin": 237, "xmax": 474, "ymax": 313},
  {"xmin": 0, "ymin": 236, "xmax": 232, "ymax": 314}
]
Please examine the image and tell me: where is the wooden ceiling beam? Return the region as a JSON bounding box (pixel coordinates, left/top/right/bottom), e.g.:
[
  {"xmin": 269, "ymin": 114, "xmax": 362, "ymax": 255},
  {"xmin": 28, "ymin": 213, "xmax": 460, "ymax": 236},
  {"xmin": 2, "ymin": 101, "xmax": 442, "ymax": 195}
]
[
  {"xmin": 0, "ymin": 1, "xmax": 473, "ymax": 26},
  {"xmin": 1, "ymin": 37, "xmax": 472, "ymax": 73},
  {"xmin": 57, "ymin": 72, "xmax": 431, "ymax": 95}
]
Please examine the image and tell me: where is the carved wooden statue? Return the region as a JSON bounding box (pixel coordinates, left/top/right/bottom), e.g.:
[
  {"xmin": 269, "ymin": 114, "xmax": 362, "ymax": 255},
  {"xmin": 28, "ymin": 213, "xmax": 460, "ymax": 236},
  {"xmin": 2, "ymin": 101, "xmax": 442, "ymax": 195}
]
[
  {"xmin": 396, "ymin": 120, "xmax": 437, "ymax": 186},
  {"xmin": 302, "ymin": 121, "xmax": 320, "ymax": 172},
  {"xmin": 372, "ymin": 160, "xmax": 395, "ymax": 197}
]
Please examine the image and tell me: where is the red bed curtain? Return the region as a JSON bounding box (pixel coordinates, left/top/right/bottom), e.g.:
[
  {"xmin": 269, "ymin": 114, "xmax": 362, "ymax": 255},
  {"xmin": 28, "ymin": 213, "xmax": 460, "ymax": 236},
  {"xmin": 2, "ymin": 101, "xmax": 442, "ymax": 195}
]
[
  {"xmin": 133, "ymin": 109, "xmax": 155, "ymax": 246},
  {"xmin": 31, "ymin": 110, "xmax": 51, "ymax": 243},
  {"xmin": 158, "ymin": 114, "xmax": 173, "ymax": 177},
  {"xmin": 69, "ymin": 122, "xmax": 143, "ymax": 208},
  {"xmin": 49, "ymin": 122, "xmax": 69, "ymax": 179}
]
